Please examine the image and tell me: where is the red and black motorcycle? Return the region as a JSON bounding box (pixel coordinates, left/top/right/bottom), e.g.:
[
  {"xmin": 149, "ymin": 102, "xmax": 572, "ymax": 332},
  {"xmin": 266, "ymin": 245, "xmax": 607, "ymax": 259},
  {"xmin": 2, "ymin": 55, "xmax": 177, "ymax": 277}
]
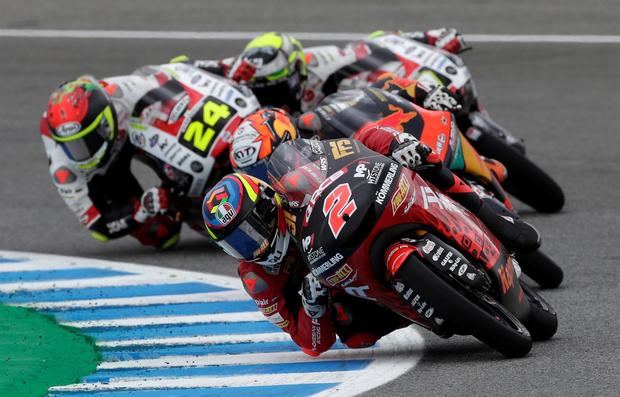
[
  {"xmin": 268, "ymin": 138, "xmax": 557, "ymax": 357},
  {"xmin": 300, "ymin": 87, "xmax": 563, "ymax": 288}
]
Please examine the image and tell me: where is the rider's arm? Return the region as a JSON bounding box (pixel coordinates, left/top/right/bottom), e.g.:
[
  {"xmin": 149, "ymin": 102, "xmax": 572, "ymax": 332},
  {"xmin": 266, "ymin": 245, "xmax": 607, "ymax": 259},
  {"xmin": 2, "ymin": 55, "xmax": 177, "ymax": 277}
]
[
  {"xmin": 238, "ymin": 261, "xmax": 336, "ymax": 356},
  {"xmin": 169, "ymin": 55, "xmax": 235, "ymax": 76},
  {"xmin": 398, "ymin": 28, "xmax": 469, "ymax": 54},
  {"xmin": 371, "ymin": 73, "xmax": 459, "ymax": 112}
]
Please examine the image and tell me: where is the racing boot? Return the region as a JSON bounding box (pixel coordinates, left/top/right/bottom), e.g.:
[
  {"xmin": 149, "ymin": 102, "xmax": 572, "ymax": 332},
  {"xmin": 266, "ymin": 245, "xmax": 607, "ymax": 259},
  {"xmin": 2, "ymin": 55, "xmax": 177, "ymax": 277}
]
[{"xmin": 475, "ymin": 198, "xmax": 541, "ymax": 252}]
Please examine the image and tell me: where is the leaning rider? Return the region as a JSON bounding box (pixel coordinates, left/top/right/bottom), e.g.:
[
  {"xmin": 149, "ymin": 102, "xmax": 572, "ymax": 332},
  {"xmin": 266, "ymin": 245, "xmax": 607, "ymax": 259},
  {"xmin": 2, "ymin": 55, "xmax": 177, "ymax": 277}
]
[{"xmin": 173, "ymin": 28, "xmax": 468, "ymax": 114}]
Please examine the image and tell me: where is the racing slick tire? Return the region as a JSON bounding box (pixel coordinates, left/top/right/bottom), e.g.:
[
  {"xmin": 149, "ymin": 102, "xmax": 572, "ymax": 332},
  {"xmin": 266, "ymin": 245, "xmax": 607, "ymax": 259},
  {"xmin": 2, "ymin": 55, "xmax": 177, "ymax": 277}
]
[
  {"xmin": 515, "ymin": 250, "xmax": 564, "ymax": 289},
  {"xmin": 395, "ymin": 252, "xmax": 532, "ymax": 358},
  {"xmin": 473, "ymin": 133, "xmax": 565, "ymax": 213},
  {"xmin": 519, "ymin": 280, "xmax": 558, "ymax": 341}
]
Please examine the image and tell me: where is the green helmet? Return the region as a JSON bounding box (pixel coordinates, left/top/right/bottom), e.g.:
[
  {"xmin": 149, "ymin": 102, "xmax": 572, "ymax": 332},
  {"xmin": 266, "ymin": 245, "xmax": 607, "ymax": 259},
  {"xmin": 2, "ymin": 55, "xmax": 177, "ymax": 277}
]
[{"xmin": 230, "ymin": 32, "xmax": 307, "ymax": 112}]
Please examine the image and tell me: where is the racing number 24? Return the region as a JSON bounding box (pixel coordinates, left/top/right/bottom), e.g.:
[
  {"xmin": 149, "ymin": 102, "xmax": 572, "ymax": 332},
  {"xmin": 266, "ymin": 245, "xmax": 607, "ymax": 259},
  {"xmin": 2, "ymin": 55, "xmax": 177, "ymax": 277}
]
[
  {"xmin": 322, "ymin": 183, "xmax": 357, "ymax": 239},
  {"xmin": 180, "ymin": 98, "xmax": 235, "ymax": 157}
]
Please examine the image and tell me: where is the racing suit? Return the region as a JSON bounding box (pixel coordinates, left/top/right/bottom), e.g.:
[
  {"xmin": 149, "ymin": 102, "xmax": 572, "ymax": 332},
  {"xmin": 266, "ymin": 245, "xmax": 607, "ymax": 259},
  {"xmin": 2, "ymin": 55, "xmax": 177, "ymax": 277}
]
[
  {"xmin": 40, "ymin": 64, "xmax": 246, "ymax": 247},
  {"xmin": 238, "ymin": 231, "xmax": 411, "ymax": 357},
  {"xmin": 186, "ymin": 28, "xmax": 466, "ymax": 113}
]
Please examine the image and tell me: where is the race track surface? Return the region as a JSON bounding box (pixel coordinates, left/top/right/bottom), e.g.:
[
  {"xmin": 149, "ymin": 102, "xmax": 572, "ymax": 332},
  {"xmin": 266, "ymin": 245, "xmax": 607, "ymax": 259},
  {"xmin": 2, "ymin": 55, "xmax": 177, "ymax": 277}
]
[{"xmin": 1, "ymin": 1, "xmax": 619, "ymax": 395}]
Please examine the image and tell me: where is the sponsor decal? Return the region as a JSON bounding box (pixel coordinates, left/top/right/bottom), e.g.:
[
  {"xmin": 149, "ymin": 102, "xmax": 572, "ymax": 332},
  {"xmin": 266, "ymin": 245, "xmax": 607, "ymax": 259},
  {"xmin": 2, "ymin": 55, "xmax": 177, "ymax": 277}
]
[
  {"xmin": 307, "ymin": 247, "xmax": 326, "ymax": 265},
  {"xmin": 326, "ymin": 263, "xmax": 354, "ymax": 286},
  {"xmin": 391, "ymin": 174, "xmax": 410, "ymax": 215},
  {"xmin": 310, "ymin": 139, "xmax": 324, "ymax": 155},
  {"xmin": 232, "ymin": 144, "xmax": 258, "ymax": 167},
  {"xmin": 177, "ymin": 153, "xmax": 191, "ymax": 166},
  {"xmin": 302, "ymin": 234, "xmax": 313, "ymax": 251},
  {"xmin": 329, "ymin": 139, "xmax": 354, "ymax": 159},
  {"xmin": 106, "ymin": 218, "xmax": 129, "ymax": 234},
  {"xmin": 319, "ymin": 156, "xmax": 328, "ymax": 171},
  {"xmin": 436, "ymin": 133, "xmax": 446, "ymax": 154},
  {"xmin": 265, "ymin": 312, "xmax": 289, "ymax": 329},
  {"xmin": 53, "ymin": 167, "xmax": 76, "ymax": 185},
  {"xmin": 168, "ymin": 94, "xmax": 190, "ymax": 124},
  {"xmin": 445, "ymin": 66, "xmax": 457, "ymax": 75},
  {"xmin": 432, "ymin": 247, "xmax": 444, "ymax": 262},
  {"xmin": 235, "ymin": 98, "xmax": 246, "ymax": 107},
  {"xmin": 312, "ymin": 252, "xmax": 344, "ymax": 277},
  {"xmin": 344, "ymin": 285, "xmax": 375, "ymax": 301},
  {"xmin": 260, "ymin": 302, "xmax": 278, "ymax": 315},
  {"xmin": 354, "ymin": 163, "xmax": 368, "ymax": 178},
  {"xmin": 190, "ymin": 161, "xmax": 203, "ymax": 173},
  {"xmin": 458, "ymin": 264, "xmax": 468, "ymax": 276},
  {"xmin": 498, "ymin": 261, "xmax": 515, "ymax": 294},
  {"xmin": 368, "ymin": 162, "xmax": 385, "ymax": 184},
  {"xmin": 242, "ymin": 272, "xmax": 268, "ymax": 294},
  {"xmin": 216, "ymin": 202, "xmax": 236, "ymax": 225},
  {"xmin": 149, "ymin": 134, "xmax": 159, "ymax": 147},
  {"xmin": 375, "ymin": 163, "xmax": 399, "ymax": 205},
  {"xmin": 422, "ymin": 240, "xmax": 436, "ymax": 254},
  {"xmin": 55, "ymin": 122, "xmax": 81, "ymax": 137}
]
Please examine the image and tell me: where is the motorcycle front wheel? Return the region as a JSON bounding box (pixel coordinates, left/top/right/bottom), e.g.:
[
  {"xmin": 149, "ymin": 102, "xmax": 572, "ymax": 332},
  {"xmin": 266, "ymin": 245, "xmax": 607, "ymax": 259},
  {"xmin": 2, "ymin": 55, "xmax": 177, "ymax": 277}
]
[{"xmin": 395, "ymin": 252, "xmax": 532, "ymax": 358}]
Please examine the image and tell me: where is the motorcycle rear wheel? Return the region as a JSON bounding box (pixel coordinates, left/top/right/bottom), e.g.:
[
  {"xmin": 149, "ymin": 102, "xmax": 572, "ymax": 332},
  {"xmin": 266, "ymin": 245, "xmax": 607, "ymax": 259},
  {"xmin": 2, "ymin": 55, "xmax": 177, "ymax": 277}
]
[
  {"xmin": 396, "ymin": 253, "xmax": 532, "ymax": 358},
  {"xmin": 472, "ymin": 133, "xmax": 565, "ymax": 213},
  {"xmin": 515, "ymin": 250, "xmax": 564, "ymax": 289}
]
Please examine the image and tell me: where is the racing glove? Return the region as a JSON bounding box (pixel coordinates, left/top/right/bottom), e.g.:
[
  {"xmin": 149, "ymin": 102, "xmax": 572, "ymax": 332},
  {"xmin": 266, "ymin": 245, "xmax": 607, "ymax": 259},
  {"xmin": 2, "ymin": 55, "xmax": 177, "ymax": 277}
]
[
  {"xmin": 390, "ymin": 133, "xmax": 434, "ymax": 170},
  {"xmin": 300, "ymin": 274, "xmax": 330, "ymax": 319},
  {"xmin": 134, "ymin": 187, "xmax": 170, "ymax": 223},
  {"xmin": 421, "ymin": 28, "xmax": 470, "ymax": 54},
  {"xmin": 422, "ymin": 85, "xmax": 462, "ymax": 112}
]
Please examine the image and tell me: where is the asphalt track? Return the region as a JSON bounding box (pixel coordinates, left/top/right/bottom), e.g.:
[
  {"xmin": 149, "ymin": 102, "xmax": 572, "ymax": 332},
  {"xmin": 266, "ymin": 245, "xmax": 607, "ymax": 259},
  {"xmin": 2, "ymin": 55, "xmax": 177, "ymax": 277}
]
[{"xmin": 1, "ymin": 1, "xmax": 619, "ymax": 395}]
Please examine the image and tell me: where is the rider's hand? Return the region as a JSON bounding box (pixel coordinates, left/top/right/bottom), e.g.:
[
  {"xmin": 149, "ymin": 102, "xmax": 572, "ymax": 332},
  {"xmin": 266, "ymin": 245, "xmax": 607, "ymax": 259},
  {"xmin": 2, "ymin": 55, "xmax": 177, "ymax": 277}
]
[
  {"xmin": 134, "ymin": 187, "xmax": 169, "ymax": 223},
  {"xmin": 299, "ymin": 274, "xmax": 329, "ymax": 319},
  {"xmin": 391, "ymin": 134, "xmax": 434, "ymax": 170},
  {"xmin": 423, "ymin": 85, "xmax": 462, "ymax": 112},
  {"xmin": 425, "ymin": 28, "xmax": 470, "ymax": 54}
]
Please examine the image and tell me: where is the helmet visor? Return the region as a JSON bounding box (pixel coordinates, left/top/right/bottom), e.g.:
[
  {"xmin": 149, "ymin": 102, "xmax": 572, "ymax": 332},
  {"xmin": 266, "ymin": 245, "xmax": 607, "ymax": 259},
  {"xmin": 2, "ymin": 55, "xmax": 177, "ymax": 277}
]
[
  {"xmin": 56, "ymin": 106, "xmax": 115, "ymax": 162},
  {"xmin": 216, "ymin": 195, "xmax": 277, "ymax": 261}
]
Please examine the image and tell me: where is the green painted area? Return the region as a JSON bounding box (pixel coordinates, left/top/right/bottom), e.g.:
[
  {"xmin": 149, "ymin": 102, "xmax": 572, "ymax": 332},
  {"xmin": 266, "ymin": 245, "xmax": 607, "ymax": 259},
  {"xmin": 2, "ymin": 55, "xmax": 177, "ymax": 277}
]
[{"xmin": 0, "ymin": 304, "xmax": 100, "ymax": 397}]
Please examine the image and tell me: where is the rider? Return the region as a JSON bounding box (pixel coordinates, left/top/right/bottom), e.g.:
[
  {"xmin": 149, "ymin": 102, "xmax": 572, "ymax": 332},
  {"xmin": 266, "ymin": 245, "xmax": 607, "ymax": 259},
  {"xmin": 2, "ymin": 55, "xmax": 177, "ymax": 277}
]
[
  {"xmin": 228, "ymin": 106, "xmax": 540, "ymax": 253},
  {"xmin": 40, "ymin": 66, "xmax": 238, "ymax": 248},
  {"xmin": 202, "ymin": 173, "xmax": 413, "ymax": 356},
  {"xmin": 173, "ymin": 28, "xmax": 468, "ymax": 113}
]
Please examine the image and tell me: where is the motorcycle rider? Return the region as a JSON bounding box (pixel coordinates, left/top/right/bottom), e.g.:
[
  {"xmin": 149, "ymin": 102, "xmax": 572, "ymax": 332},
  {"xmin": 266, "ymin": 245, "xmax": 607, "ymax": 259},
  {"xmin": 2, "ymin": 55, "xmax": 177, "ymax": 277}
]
[
  {"xmin": 202, "ymin": 172, "xmax": 413, "ymax": 356},
  {"xmin": 40, "ymin": 65, "xmax": 244, "ymax": 248},
  {"xmin": 228, "ymin": 103, "xmax": 539, "ymax": 252},
  {"xmin": 173, "ymin": 28, "xmax": 467, "ymax": 114}
]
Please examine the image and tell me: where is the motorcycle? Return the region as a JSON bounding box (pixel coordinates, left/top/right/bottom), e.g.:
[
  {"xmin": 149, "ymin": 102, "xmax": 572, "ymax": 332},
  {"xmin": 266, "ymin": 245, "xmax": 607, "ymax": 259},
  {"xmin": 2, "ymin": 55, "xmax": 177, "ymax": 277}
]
[
  {"xmin": 268, "ymin": 138, "xmax": 558, "ymax": 357},
  {"xmin": 316, "ymin": 33, "xmax": 565, "ymax": 213},
  {"xmin": 127, "ymin": 63, "xmax": 262, "ymax": 236},
  {"xmin": 302, "ymin": 87, "xmax": 563, "ymax": 288}
]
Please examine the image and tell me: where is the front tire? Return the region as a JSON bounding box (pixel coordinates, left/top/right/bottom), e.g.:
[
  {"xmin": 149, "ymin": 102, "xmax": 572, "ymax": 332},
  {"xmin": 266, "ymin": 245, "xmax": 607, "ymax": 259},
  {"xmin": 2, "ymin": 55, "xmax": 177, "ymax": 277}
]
[
  {"xmin": 520, "ymin": 280, "xmax": 558, "ymax": 341},
  {"xmin": 395, "ymin": 254, "xmax": 532, "ymax": 358},
  {"xmin": 515, "ymin": 250, "xmax": 564, "ymax": 289},
  {"xmin": 472, "ymin": 133, "xmax": 565, "ymax": 213}
]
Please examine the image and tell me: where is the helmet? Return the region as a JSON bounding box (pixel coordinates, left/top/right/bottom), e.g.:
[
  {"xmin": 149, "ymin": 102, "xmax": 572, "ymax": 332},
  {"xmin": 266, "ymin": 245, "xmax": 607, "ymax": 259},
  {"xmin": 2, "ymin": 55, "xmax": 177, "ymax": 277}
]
[
  {"xmin": 203, "ymin": 173, "xmax": 290, "ymax": 266},
  {"xmin": 229, "ymin": 32, "xmax": 307, "ymax": 112},
  {"xmin": 46, "ymin": 76, "xmax": 118, "ymax": 170},
  {"xmin": 230, "ymin": 108, "xmax": 299, "ymax": 181}
]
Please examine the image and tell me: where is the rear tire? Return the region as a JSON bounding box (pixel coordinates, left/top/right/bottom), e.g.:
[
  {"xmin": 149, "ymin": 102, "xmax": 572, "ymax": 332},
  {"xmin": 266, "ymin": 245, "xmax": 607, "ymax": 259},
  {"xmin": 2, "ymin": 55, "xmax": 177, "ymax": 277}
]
[
  {"xmin": 515, "ymin": 250, "xmax": 564, "ymax": 289},
  {"xmin": 472, "ymin": 133, "xmax": 565, "ymax": 213},
  {"xmin": 396, "ymin": 254, "xmax": 532, "ymax": 358},
  {"xmin": 520, "ymin": 281, "xmax": 558, "ymax": 341}
]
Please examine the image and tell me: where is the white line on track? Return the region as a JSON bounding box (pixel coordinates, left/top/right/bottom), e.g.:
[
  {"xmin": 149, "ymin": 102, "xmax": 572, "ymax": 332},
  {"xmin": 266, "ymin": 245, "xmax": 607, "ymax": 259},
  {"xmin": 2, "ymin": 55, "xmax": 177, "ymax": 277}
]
[
  {"xmin": 97, "ymin": 332, "xmax": 291, "ymax": 348},
  {"xmin": 16, "ymin": 290, "xmax": 248, "ymax": 309},
  {"xmin": 50, "ymin": 371, "xmax": 364, "ymax": 392},
  {"xmin": 0, "ymin": 29, "xmax": 620, "ymax": 43},
  {"xmin": 0, "ymin": 274, "xmax": 176, "ymax": 293},
  {"xmin": 65, "ymin": 311, "xmax": 265, "ymax": 328}
]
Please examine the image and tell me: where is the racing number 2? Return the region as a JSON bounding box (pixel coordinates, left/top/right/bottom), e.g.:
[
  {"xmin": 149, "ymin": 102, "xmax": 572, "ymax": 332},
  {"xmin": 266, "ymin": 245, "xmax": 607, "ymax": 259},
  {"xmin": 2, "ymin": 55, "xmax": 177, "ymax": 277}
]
[
  {"xmin": 180, "ymin": 97, "xmax": 236, "ymax": 157},
  {"xmin": 322, "ymin": 183, "xmax": 357, "ymax": 239}
]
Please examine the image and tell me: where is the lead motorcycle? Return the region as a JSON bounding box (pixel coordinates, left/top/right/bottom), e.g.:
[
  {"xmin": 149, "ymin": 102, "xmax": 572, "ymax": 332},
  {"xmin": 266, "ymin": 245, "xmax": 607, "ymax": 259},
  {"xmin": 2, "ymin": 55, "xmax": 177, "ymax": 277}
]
[
  {"xmin": 301, "ymin": 87, "xmax": 563, "ymax": 288},
  {"xmin": 268, "ymin": 138, "xmax": 558, "ymax": 357},
  {"xmin": 317, "ymin": 33, "xmax": 565, "ymax": 213}
]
